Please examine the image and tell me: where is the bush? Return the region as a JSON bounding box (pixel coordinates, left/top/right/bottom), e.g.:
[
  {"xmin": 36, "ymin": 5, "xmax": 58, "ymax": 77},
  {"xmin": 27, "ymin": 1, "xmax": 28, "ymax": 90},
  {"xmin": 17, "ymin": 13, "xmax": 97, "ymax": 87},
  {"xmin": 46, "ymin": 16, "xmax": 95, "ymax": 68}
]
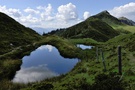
[
  {"xmin": 31, "ymin": 82, "xmax": 54, "ymax": 90},
  {"xmin": 91, "ymin": 72, "xmax": 127, "ymax": 90}
]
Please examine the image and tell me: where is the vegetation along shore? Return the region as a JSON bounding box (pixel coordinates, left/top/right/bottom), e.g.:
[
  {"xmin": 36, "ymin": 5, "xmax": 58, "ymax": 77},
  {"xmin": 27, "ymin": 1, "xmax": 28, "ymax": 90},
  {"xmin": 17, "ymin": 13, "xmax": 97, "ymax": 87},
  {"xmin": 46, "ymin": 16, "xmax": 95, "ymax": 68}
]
[{"xmin": 0, "ymin": 10, "xmax": 135, "ymax": 90}]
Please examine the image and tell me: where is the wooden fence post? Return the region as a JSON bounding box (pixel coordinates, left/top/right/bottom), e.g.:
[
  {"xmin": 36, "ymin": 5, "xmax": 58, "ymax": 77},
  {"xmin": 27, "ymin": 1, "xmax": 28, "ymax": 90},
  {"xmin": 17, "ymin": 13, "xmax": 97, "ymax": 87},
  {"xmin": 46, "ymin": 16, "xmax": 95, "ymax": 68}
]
[
  {"xmin": 86, "ymin": 51, "xmax": 88, "ymax": 61},
  {"xmin": 96, "ymin": 47, "xmax": 99, "ymax": 62},
  {"xmin": 118, "ymin": 45, "xmax": 122, "ymax": 75},
  {"xmin": 101, "ymin": 48, "xmax": 106, "ymax": 71}
]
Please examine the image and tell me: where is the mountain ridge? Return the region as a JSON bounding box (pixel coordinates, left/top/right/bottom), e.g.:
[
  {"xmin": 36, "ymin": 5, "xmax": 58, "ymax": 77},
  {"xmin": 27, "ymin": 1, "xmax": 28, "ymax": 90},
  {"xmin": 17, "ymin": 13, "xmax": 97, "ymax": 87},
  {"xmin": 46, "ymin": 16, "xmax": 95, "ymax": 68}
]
[
  {"xmin": 90, "ymin": 10, "xmax": 124, "ymax": 26},
  {"xmin": 48, "ymin": 10, "xmax": 120, "ymax": 42},
  {"xmin": 90, "ymin": 11, "xmax": 135, "ymax": 33},
  {"xmin": 119, "ymin": 17, "xmax": 135, "ymax": 26},
  {"xmin": 0, "ymin": 12, "xmax": 41, "ymax": 54},
  {"xmin": 48, "ymin": 10, "xmax": 135, "ymax": 40}
]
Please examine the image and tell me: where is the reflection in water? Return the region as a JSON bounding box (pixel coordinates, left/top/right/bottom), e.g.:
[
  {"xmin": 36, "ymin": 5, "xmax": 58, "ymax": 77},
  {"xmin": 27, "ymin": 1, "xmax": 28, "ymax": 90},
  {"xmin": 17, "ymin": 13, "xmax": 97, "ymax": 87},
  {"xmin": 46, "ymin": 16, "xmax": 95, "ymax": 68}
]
[
  {"xmin": 77, "ymin": 44, "xmax": 93, "ymax": 50},
  {"xmin": 13, "ymin": 64, "xmax": 58, "ymax": 83},
  {"xmin": 38, "ymin": 45, "xmax": 53, "ymax": 52},
  {"xmin": 13, "ymin": 45, "xmax": 78, "ymax": 83}
]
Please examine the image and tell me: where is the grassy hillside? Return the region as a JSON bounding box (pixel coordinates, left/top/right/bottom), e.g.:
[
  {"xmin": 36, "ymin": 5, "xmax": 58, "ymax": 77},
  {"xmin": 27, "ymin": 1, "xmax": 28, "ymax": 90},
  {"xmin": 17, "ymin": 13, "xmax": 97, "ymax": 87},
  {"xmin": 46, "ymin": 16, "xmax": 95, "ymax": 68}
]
[
  {"xmin": 0, "ymin": 12, "xmax": 41, "ymax": 55},
  {"xmin": 48, "ymin": 11, "xmax": 135, "ymax": 40},
  {"xmin": 106, "ymin": 33, "xmax": 135, "ymax": 52},
  {"xmin": 112, "ymin": 25, "xmax": 135, "ymax": 33},
  {"xmin": 92, "ymin": 11, "xmax": 135, "ymax": 33},
  {"xmin": 0, "ymin": 34, "xmax": 134, "ymax": 89},
  {"xmin": 0, "ymin": 11, "xmax": 135, "ymax": 90},
  {"xmin": 48, "ymin": 15, "xmax": 119, "ymax": 42},
  {"xmin": 92, "ymin": 10, "xmax": 123, "ymax": 26},
  {"xmin": 21, "ymin": 34, "xmax": 135, "ymax": 90},
  {"xmin": 0, "ymin": 12, "xmax": 41, "ymax": 88}
]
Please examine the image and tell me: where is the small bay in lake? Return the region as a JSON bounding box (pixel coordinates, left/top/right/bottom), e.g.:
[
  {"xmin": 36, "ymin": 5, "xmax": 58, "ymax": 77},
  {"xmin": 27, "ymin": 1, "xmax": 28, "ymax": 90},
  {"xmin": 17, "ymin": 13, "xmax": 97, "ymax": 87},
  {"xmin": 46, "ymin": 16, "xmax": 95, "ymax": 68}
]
[
  {"xmin": 77, "ymin": 44, "xmax": 93, "ymax": 50},
  {"xmin": 12, "ymin": 45, "xmax": 78, "ymax": 83}
]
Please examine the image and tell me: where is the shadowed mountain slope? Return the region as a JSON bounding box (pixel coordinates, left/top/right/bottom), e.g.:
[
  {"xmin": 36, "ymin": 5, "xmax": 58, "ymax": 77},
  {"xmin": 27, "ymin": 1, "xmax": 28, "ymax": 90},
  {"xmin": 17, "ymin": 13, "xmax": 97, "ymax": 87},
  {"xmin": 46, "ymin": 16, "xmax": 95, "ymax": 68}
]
[
  {"xmin": 0, "ymin": 12, "xmax": 41, "ymax": 54},
  {"xmin": 119, "ymin": 17, "xmax": 135, "ymax": 26},
  {"xmin": 48, "ymin": 11, "xmax": 120, "ymax": 42}
]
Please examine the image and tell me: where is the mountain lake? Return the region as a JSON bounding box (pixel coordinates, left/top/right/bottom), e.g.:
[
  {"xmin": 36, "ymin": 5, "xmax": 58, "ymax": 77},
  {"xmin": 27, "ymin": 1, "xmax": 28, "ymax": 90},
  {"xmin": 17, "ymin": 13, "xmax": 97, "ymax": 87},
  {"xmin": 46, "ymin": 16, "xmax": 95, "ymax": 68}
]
[
  {"xmin": 12, "ymin": 45, "xmax": 78, "ymax": 83},
  {"xmin": 77, "ymin": 44, "xmax": 93, "ymax": 50},
  {"xmin": 12, "ymin": 44, "xmax": 92, "ymax": 83}
]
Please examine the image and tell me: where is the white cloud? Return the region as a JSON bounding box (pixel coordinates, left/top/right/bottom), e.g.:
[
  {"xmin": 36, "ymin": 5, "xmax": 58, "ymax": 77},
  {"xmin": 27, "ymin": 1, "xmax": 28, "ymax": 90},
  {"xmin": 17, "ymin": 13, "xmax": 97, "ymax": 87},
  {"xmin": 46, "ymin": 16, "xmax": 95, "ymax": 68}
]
[
  {"xmin": 0, "ymin": 5, "xmax": 22, "ymax": 18},
  {"xmin": 12, "ymin": 65, "xmax": 58, "ymax": 83},
  {"xmin": 38, "ymin": 45, "xmax": 53, "ymax": 52},
  {"xmin": 45, "ymin": 4, "xmax": 53, "ymax": 16},
  {"xmin": 83, "ymin": 11, "xmax": 90, "ymax": 20},
  {"xmin": 56, "ymin": 3, "xmax": 78, "ymax": 22},
  {"xmin": 8, "ymin": 8, "xmax": 22, "ymax": 18},
  {"xmin": 37, "ymin": 6, "xmax": 45, "ymax": 10},
  {"xmin": 0, "ymin": 4, "xmax": 81, "ymax": 30},
  {"xmin": 39, "ymin": 4, "xmax": 54, "ymax": 21},
  {"xmin": 24, "ymin": 7, "xmax": 40, "ymax": 14},
  {"xmin": 109, "ymin": 2, "xmax": 135, "ymax": 21},
  {"xmin": 20, "ymin": 14, "xmax": 39, "ymax": 24},
  {"xmin": 0, "ymin": 5, "xmax": 9, "ymax": 14}
]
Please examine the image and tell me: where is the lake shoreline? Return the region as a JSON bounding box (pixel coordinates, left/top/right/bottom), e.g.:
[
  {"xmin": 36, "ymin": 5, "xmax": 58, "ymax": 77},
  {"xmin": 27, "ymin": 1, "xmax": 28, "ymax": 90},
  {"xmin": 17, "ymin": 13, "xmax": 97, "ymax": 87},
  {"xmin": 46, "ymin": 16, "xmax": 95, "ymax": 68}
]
[
  {"xmin": 0, "ymin": 35, "xmax": 90, "ymax": 82},
  {"xmin": 13, "ymin": 45, "xmax": 78, "ymax": 83},
  {"xmin": 1, "ymin": 35, "xmax": 134, "ymax": 89}
]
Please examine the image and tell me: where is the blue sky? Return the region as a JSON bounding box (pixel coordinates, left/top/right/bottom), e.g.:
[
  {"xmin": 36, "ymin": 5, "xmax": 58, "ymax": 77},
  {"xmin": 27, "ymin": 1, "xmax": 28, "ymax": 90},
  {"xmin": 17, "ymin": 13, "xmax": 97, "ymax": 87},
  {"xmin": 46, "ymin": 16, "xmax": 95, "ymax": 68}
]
[{"xmin": 0, "ymin": 0, "xmax": 135, "ymax": 32}]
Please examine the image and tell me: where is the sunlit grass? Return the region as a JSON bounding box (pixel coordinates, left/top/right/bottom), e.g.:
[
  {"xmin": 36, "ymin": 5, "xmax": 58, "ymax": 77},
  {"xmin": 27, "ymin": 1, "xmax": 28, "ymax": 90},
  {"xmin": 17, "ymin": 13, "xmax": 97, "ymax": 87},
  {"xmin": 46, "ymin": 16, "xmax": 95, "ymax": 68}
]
[
  {"xmin": 112, "ymin": 25, "xmax": 135, "ymax": 33},
  {"xmin": 1, "ymin": 34, "xmax": 135, "ymax": 89},
  {"xmin": 69, "ymin": 38, "xmax": 102, "ymax": 45}
]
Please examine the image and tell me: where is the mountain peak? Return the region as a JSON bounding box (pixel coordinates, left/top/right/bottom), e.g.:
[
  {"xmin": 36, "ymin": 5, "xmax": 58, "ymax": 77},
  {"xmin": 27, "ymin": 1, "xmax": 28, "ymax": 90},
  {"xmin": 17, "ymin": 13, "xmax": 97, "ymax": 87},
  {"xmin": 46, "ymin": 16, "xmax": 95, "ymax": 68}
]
[
  {"xmin": 98, "ymin": 10, "xmax": 110, "ymax": 15},
  {"xmin": 119, "ymin": 17, "xmax": 129, "ymax": 20},
  {"xmin": 91, "ymin": 10, "xmax": 123, "ymax": 26},
  {"xmin": 102, "ymin": 10, "xmax": 110, "ymax": 14},
  {"xmin": 119, "ymin": 17, "xmax": 135, "ymax": 26}
]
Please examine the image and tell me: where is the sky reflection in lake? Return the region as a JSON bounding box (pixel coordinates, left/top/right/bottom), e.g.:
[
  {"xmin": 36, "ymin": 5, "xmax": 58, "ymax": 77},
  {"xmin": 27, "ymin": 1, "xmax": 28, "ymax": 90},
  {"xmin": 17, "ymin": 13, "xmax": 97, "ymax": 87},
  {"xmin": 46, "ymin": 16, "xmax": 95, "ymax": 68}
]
[
  {"xmin": 77, "ymin": 44, "xmax": 93, "ymax": 50},
  {"xmin": 12, "ymin": 45, "xmax": 78, "ymax": 83},
  {"xmin": 13, "ymin": 64, "xmax": 58, "ymax": 83}
]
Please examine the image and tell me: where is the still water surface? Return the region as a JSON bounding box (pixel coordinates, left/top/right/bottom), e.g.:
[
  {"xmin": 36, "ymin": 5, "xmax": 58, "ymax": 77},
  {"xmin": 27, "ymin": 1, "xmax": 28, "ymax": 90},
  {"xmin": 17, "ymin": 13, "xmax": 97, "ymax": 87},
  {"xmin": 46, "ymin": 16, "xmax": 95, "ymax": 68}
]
[
  {"xmin": 77, "ymin": 44, "xmax": 93, "ymax": 50},
  {"xmin": 12, "ymin": 45, "xmax": 78, "ymax": 83}
]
